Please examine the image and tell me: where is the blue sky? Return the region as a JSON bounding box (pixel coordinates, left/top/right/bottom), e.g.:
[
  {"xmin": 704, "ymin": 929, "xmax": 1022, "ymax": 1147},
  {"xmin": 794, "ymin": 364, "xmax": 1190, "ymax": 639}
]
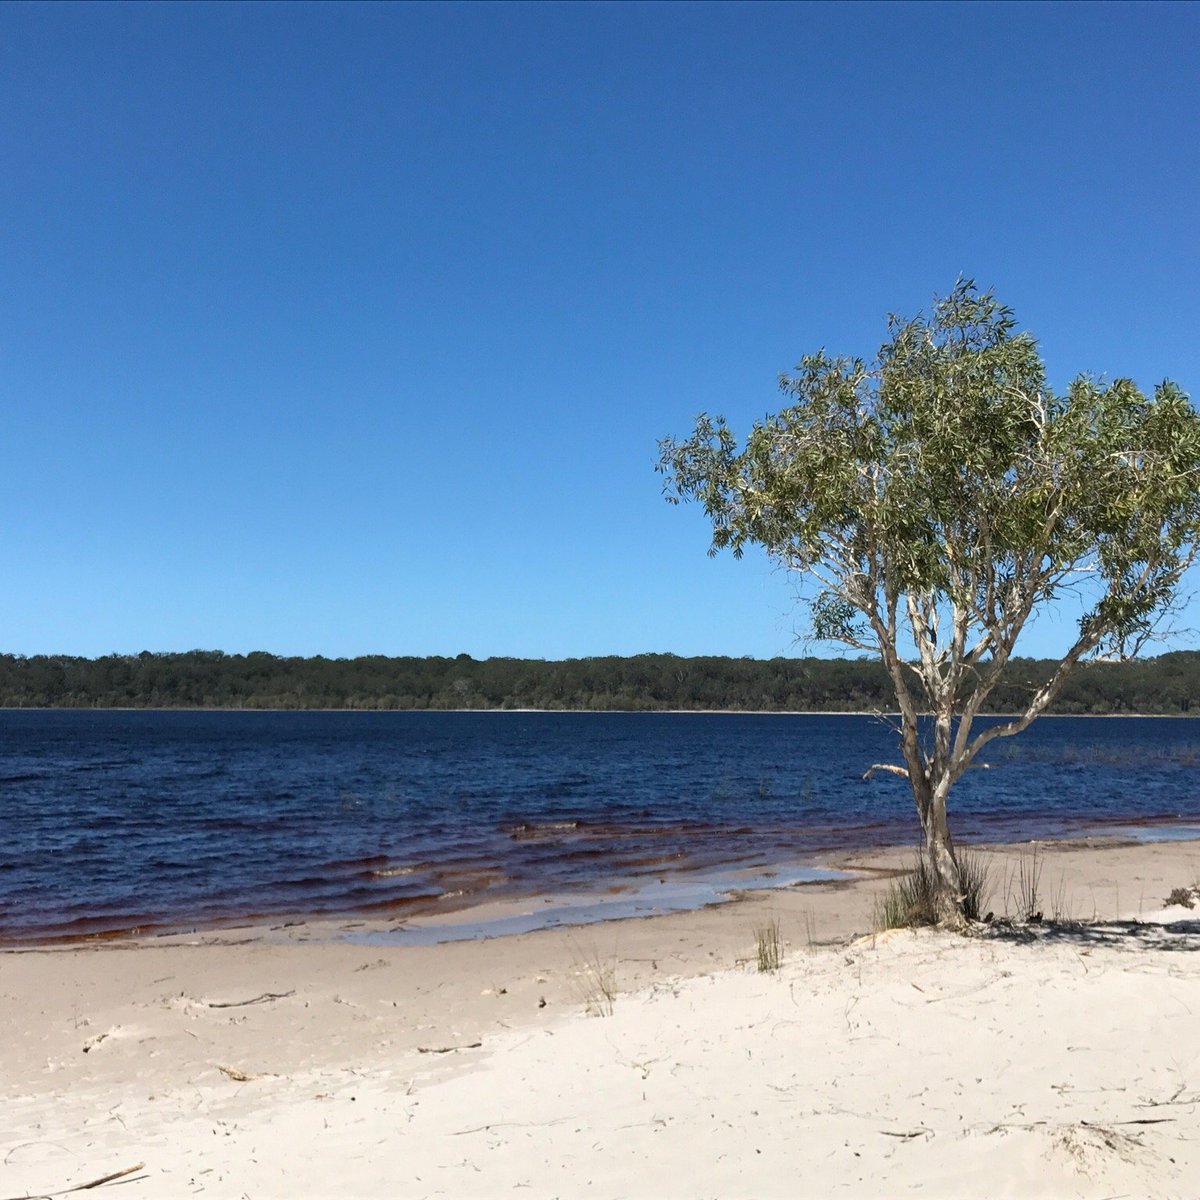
[{"xmin": 1, "ymin": 1, "xmax": 1197, "ymax": 660}]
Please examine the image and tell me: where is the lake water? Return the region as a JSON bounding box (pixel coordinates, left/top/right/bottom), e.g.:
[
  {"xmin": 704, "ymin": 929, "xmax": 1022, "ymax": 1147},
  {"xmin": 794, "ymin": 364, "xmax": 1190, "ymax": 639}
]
[{"xmin": 2, "ymin": 710, "xmax": 1198, "ymax": 942}]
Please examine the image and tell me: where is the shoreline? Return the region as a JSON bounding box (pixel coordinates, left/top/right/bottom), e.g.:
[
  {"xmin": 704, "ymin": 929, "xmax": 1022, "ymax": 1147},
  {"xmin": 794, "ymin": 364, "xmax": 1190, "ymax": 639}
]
[
  {"xmin": 8, "ymin": 819, "xmax": 1200, "ymax": 951},
  {"xmin": 6, "ymin": 834, "xmax": 1200, "ymax": 1196},
  {"xmin": 8, "ymin": 818, "xmax": 1200, "ymax": 951},
  {"xmin": 4, "ymin": 825, "xmax": 1195, "ymax": 955}
]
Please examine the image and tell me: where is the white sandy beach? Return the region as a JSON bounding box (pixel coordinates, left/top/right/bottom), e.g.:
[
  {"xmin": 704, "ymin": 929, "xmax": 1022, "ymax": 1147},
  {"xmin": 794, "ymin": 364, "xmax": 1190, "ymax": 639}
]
[{"xmin": 5, "ymin": 837, "xmax": 1200, "ymax": 1199}]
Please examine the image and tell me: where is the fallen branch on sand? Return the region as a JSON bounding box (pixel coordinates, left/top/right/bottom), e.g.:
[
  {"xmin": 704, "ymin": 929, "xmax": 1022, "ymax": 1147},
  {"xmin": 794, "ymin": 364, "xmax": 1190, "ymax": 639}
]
[
  {"xmin": 206, "ymin": 990, "xmax": 295, "ymax": 1009},
  {"xmin": 417, "ymin": 1041, "xmax": 483, "ymax": 1055},
  {"xmin": 0, "ymin": 1161, "xmax": 146, "ymax": 1198}
]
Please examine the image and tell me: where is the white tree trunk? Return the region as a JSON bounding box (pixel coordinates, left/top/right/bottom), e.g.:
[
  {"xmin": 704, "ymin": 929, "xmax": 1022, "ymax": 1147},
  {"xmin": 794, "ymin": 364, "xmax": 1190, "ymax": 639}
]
[{"xmin": 921, "ymin": 775, "xmax": 965, "ymax": 927}]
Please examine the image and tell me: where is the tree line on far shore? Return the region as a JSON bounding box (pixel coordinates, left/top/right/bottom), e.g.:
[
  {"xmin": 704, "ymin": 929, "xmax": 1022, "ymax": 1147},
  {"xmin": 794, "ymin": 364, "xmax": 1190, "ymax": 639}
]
[{"xmin": 0, "ymin": 649, "xmax": 1196, "ymax": 714}]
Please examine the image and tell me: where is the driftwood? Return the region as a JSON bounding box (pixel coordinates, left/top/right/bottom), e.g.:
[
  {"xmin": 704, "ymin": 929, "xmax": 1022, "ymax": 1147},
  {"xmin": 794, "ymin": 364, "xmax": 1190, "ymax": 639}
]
[
  {"xmin": 417, "ymin": 1041, "xmax": 482, "ymax": 1055},
  {"xmin": 206, "ymin": 990, "xmax": 294, "ymax": 1009}
]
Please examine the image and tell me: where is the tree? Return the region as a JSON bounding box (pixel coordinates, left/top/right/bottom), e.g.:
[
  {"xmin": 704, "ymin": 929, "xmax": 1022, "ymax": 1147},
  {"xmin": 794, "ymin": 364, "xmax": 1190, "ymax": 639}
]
[{"xmin": 658, "ymin": 282, "xmax": 1200, "ymax": 924}]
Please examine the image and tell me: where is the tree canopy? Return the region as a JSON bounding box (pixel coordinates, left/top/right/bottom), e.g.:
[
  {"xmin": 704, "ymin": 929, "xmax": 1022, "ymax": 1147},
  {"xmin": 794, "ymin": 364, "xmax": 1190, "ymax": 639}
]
[{"xmin": 1, "ymin": 648, "xmax": 1197, "ymax": 713}]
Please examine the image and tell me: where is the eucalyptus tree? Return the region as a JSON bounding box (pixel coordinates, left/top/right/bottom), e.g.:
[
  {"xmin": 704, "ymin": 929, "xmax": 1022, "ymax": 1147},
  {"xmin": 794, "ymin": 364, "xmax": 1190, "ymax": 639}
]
[{"xmin": 658, "ymin": 282, "xmax": 1200, "ymax": 924}]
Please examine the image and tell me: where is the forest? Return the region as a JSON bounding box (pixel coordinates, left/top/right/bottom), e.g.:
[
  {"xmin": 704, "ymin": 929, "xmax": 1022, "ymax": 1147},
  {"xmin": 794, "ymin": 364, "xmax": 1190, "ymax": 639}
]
[{"xmin": 0, "ymin": 650, "xmax": 1196, "ymax": 714}]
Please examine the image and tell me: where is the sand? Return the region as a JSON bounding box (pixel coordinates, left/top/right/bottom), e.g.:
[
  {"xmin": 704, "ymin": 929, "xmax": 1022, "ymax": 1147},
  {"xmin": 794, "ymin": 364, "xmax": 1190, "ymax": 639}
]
[{"xmin": 4, "ymin": 836, "xmax": 1200, "ymax": 1198}]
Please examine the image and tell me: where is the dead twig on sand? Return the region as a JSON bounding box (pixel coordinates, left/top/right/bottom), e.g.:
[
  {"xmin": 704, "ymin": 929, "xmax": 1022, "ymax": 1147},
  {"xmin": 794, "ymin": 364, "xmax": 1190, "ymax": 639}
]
[
  {"xmin": 206, "ymin": 990, "xmax": 295, "ymax": 1009},
  {"xmin": 417, "ymin": 1041, "xmax": 483, "ymax": 1055},
  {"xmin": 453, "ymin": 1117, "xmax": 574, "ymax": 1137},
  {"xmin": 0, "ymin": 1161, "xmax": 147, "ymax": 1199},
  {"xmin": 1136, "ymin": 1083, "xmax": 1195, "ymax": 1109},
  {"xmin": 984, "ymin": 1116, "xmax": 1173, "ymax": 1135},
  {"xmin": 217, "ymin": 1065, "xmax": 270, "ymax": 1082},
  {"xmin": 1094, "ymin": 1118, "xmax": 1175, "ymax": 1127},
  {"xmin": 68, "ymin": 1162, "xmax": 146, "ymax": 1192}
]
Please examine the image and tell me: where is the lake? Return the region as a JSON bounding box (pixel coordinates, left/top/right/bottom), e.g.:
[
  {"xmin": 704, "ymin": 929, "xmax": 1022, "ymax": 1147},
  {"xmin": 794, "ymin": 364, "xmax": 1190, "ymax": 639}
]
[{"xmin": 3, "ymin": 710, "xmax": 1198, "ymax": 941}]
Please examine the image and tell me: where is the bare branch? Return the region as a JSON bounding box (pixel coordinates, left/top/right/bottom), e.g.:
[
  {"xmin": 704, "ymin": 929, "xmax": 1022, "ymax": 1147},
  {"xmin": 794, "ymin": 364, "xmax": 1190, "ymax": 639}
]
[{"xmin": 863, "ymin": 763, "xmax": 909, "ymax": 780}]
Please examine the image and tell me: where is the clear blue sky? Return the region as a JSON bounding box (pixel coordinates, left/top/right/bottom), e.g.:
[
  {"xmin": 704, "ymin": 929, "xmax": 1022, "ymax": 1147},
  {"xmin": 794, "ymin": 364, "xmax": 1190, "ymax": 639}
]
[{"xmin": 2, "ymin": 1, "xmax": 1197, "ymax": 660}]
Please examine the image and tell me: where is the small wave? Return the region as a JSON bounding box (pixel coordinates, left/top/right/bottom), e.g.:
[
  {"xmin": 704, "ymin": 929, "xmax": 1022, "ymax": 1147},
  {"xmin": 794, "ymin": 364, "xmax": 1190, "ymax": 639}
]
[
  {"xmin": 370, "ymin": 865, "xmax": 416, "ymax": 879},
  {"xmin": 611, "ymin": 852, "xmax": 688, "ymax": 870},
  {"xmin": 198, "ymin": 817, "xmax": 276, "ymax": 833},
  {"xmin": 323, "ymin": 854, "xmax": 391, "ymax": 871},
  {"xmin": 430, "ymin": 866, "xmax": 505, "ymax": 890},
  {"xmin": 506, "ymin": 820, "xmax": 583, "ymax": 840},
  {"xmin": 1, "ymin": 910, "xmax": 170, "ymax": 943},
  {"xmin": 352, "ymin": 891, "xmax": 445, "ymax": 915},
  {"xmin": 70, "ymin": 758, "xmax": 137, "ymax": 772}
]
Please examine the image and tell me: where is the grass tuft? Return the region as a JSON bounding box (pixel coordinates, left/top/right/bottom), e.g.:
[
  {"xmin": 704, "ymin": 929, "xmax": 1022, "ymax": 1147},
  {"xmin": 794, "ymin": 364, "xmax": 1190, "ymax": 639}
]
[
  {"xmin": 1006, "ymin": 845, "xmax": 1044, "ymax": 923},
  {"xmin": 872, "ymin": 849, "xmax": 990, "ymax": 930},
  {"xmin": 754, "ymin": 920, "xmax": 783, "ymax": 972},
  {"xmin": 957, "ymin": 850, "xmax": 990, "ymax": 923},
  {"xmin": 571, "ymin": 946, "xmax": 617, "ymax": 1017}
]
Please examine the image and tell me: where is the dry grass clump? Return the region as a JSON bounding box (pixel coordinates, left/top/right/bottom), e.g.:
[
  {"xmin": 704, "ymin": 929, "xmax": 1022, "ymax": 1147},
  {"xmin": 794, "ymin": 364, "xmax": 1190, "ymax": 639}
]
[
  {"xmin": 571, "ymin": 947, "xmax": 617, "ymax": 1017},
  {"xmin": 873, "ymin": 849, "xmax": 990, "ymax": 930},
  {"xmin": 754, "ymin": 920, "xmax": 783, "ymax": 973},
  {"xmin": 1007, "ymin": 844, "xmax": 1044, "ymax": 922},
  {"xmin": 997, "ymin": 845, "xmax": 1078, "ymax": 924}
]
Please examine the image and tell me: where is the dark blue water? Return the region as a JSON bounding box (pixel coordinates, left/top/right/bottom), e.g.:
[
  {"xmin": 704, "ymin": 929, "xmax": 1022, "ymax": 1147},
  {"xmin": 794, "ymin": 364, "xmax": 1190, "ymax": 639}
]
[{"xmin": 2, "ymin": 710, "xmax": 1198, "ymax": 942}]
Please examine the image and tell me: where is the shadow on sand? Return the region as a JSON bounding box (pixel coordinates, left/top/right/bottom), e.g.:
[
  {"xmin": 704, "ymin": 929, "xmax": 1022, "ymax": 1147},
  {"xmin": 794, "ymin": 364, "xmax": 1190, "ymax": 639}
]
[{"xmin": 984, "ymin": 917, "xmax": 1200, "ymax": 953}]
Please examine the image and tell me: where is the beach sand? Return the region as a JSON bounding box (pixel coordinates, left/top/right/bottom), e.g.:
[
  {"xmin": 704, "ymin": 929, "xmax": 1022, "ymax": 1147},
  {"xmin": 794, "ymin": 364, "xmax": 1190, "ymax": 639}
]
[{"xmin": 4, "ymin": 836, "xmax": 1200, "ymax": 1198}]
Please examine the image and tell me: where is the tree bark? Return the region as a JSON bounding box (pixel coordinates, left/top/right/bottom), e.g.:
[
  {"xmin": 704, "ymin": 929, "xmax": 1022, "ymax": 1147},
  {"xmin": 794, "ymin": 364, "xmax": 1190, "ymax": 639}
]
[{"xmin": 921, "ymin": 776, "xmax": 965, "ymax": 927}]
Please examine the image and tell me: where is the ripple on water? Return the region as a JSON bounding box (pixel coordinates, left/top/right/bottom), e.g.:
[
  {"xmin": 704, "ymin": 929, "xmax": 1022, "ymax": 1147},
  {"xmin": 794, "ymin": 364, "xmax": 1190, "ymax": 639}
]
[{"xmin": 3, "ymin": 710, "xmax": 1200, "ymax": 942}]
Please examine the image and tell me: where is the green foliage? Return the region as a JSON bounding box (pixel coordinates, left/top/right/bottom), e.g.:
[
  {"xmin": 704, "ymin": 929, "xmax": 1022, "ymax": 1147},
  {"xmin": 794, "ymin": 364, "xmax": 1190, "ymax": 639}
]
[
  {"xmin": 0, "ymin": 649, "xmax": 1196, "ymax": 711},
  {"xmin": 659, "ymin": 280, "xmax": 1200, "ymax": 670}
]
